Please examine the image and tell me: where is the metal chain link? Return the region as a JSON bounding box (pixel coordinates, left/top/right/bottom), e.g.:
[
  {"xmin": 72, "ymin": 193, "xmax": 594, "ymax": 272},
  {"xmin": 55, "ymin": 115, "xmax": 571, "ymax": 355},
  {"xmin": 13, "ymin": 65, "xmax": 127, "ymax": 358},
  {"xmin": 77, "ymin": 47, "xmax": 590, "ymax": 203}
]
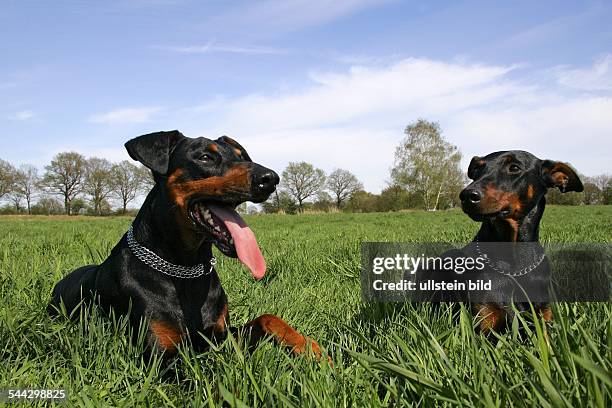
[
  {"xmin": 126, "ymin": 225, "xmax": 216, "ymax": 279},
  {"xmin": 474, "ymin": 238, "xmax": 545, "ymax": 277}
]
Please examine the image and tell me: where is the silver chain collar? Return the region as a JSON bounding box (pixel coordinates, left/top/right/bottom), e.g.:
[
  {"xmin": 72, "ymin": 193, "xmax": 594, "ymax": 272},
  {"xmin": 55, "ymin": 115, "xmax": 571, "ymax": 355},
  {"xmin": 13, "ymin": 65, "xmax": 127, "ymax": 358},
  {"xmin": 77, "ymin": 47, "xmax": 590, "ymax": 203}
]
[
  {"xmin": 474, "ymin": 238, "xmax": 545, "ymax": 277},
  {"xmin": 126, "ymin": 225, "xmax": 216, "ymax": 279}
]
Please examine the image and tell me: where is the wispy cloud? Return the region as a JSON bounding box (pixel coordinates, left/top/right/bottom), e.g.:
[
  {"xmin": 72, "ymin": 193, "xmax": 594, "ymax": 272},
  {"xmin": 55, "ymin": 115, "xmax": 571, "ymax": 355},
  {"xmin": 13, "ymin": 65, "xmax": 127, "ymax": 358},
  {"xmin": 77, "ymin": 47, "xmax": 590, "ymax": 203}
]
[
  {"xmin": 183, "ymin": 58, "xmax": 611, "ymax": 192},
  {"xmin": 8, "ymin": 110, "xmax": 34, "ymax": 120},
  {"xmin": 555, "ymin": 54, "xmax": 612, "ymax": 91},
  {"xmin": 153, "ymin": 41, "xmax": 286, "ymax": 55},
  {"xmin": 89, "ymin": 107, "xmax": 162, "ymax": 124},
  {"xmin": 504, "ymin": 6, "xmax": 603, "ymax": 48},
  {"xmin": 205, "ymin": 0, "xmax": 395, "ymax": 35}
]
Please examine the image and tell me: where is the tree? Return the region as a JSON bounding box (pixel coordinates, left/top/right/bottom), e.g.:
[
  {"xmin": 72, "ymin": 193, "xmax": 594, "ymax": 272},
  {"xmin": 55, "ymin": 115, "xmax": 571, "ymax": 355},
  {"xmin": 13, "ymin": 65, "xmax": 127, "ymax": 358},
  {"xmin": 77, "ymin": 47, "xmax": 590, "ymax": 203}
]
[
  {"xmin": 582, "ymin": 182, "xmax": 601, "ymax": 205},
  {"xmin": 71, "ymin": 198, "xmax": 88, "ymax": 215},
  {"xmin": 346, "ymin": 190, "xmax": 379, "ymax": 213},
  {"xmin": 391, "ymin": 119, "xmax": 463, "ymax": 211},
  {"xmin": 591, "ymin": 174, "xmax": 611, "ymax": 192},
  {"xmin": 111, "ymin": 161, "xmax": 149, "ymax": 214},
  {"xmin": 546, "ymin": 189, "xmax": 582, "ymax": 205},
  {"xmin": 262, "ymin": 190, "xmax": 298, "ymax": 214},
  {"xmin": 326, "ymin": 169, "xmax": 363, "ymax": 209},
  {"xmin": 0, "ymin": 159, "xmax": 16, "ymax": 200},
  {"xmin": 313, "ymin": 191, "xmax": 334, "ymax": 212},
  {"xmin": 12, "ymin": 165, "xmax": 39, "ymax": 214},
  {"xmin": 42, "ymin": 152, "xmax": 86, "ymax": 215},
  {"xmin": 377, "ymin": 185, "xmax": 415, "ymax": 211},
  {"xmin": 603, "ymin": 180, "xmax": 612, "ymax": 205},
  {"xmin": 31, "ymin": 196, "xmax": 63, "ymax": 215},
  {"xmin": 83, "ymin": 157, "xmax": 115, "ymax": 215},
  {"xmin": 590, "ymin": 174, "xmax": 611, "ymax": 204},
  {"xmin": 281, "ymin": 162, "xmax": 326, "ymax": 211},
  {"xmin": 8, "ymin": 193, "xmax": 22, "ymax": 212}
]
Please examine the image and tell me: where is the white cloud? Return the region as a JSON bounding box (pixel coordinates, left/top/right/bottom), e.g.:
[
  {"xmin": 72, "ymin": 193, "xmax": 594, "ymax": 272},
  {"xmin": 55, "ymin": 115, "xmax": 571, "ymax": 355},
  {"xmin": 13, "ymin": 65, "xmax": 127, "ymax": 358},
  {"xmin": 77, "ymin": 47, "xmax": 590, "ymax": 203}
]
[
  {"xmin": 184, "ymin": 58, "xmax": 611, "ymax": 192},
  {"xmin": 8, "ymin": 110, "xmax": 34, "ymax": 120},
  {"xmin": 89, "ymin": 107, "xmax": 162, "ymax": 124},
  {"xmin": 555, "ymin": 54, "xmax": 612, "ymax": 91}
]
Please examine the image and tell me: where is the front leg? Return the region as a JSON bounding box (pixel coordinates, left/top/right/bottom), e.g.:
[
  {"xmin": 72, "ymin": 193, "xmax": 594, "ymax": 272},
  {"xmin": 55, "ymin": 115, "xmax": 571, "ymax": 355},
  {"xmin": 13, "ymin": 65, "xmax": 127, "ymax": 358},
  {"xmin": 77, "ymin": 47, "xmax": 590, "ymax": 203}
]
[{"xmin": 235, "ymin": 314, "xmax": 324, "ymax": 359}]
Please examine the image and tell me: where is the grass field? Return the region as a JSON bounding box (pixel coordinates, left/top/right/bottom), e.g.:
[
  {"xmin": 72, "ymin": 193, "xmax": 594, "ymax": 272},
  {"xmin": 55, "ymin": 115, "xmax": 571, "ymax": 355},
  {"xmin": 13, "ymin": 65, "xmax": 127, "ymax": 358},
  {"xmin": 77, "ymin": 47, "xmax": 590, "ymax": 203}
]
[{"xmin": 1, "ymin": 206, "xmax": 610, "ymax": 407}]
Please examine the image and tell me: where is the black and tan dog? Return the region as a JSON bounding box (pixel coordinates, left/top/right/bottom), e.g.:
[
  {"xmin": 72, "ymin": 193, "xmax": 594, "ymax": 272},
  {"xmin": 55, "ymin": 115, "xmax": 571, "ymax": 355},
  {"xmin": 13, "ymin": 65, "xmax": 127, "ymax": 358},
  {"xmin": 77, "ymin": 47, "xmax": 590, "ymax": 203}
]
[
  {"xmin": 462, "ymin": 150, "xmax": 583, "ymax": 331},
  {"xmin": 417, "ymin": 151, "xmax": 583, "ymax": 332},
  {"xmin": 48, "ymin": 130, "xmax": 323, "ymax": 357}
]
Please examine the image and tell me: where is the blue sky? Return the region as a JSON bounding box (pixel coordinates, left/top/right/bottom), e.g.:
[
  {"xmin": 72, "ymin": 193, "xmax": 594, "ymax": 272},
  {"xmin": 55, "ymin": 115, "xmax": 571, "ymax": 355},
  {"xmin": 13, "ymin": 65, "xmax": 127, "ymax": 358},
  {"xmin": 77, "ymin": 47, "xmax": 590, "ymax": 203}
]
[{"xmin": 1, "ymin": 0, "xmax": 611, "ymax": 193}]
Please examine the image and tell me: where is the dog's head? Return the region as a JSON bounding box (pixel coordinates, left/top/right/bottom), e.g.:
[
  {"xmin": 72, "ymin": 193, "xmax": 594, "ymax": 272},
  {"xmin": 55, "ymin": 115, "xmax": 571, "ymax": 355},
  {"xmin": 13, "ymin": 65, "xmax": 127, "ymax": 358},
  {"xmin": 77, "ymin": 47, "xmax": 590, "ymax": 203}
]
[
  {"xmin": 125, "ymin": 130, "xmax": 279, "ymax": 279},
  {"xmin": 460, "ymin": 150, "xmax": 583, "ymax": 222}
]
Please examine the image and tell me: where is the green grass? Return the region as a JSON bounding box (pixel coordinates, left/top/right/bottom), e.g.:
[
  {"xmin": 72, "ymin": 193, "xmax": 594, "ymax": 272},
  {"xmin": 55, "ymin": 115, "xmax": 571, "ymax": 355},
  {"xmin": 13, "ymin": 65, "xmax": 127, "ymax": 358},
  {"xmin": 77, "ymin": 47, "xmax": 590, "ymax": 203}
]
[{"xmin": 1, "ymin": 206, "xmax": 610, "ymax": 407}]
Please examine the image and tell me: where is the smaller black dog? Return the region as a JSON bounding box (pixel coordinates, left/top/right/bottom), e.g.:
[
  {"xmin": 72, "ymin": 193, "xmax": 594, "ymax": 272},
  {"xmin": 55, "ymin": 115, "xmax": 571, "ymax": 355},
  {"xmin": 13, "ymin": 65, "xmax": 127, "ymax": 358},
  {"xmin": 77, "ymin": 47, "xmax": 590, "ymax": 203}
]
[{"xmin": 417, "ymin": 151, "xmax": 583, "ymax": 332}]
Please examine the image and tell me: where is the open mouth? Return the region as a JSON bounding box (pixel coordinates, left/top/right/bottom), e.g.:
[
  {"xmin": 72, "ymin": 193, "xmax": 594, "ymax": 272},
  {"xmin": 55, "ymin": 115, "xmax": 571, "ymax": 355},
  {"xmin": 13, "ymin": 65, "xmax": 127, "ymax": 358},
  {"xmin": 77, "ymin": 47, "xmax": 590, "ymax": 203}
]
[{"xmin": 189, "ymin": 201, "xmax": 266, "ymax": 280}]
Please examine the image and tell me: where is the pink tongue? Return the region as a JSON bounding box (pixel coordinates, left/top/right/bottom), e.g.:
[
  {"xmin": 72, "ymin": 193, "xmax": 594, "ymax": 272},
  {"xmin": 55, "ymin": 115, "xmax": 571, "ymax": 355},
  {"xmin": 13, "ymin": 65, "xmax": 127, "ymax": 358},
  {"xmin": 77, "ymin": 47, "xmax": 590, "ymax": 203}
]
[{"xmin": 207, "ymin": 204, "xmax": 266, "ymax": 280}]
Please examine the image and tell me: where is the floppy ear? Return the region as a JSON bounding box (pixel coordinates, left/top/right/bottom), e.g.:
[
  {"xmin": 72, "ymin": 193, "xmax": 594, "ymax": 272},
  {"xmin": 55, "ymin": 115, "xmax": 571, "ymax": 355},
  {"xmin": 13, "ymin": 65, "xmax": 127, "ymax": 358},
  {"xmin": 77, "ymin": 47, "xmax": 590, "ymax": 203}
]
[
  {"xmin": 125, "ymin": 130, "xmax": 185, "ymax": 175},
  {"xmin": 217, "ymin": 135, "xmax": 252, "ymax": 162},
  {"xmin": 541, "ymin": 160, "xmax": 583, "ymax": 193},
  {"xmin": 467, "ymin": 156, "xmax": 482, "ymax": 180}
]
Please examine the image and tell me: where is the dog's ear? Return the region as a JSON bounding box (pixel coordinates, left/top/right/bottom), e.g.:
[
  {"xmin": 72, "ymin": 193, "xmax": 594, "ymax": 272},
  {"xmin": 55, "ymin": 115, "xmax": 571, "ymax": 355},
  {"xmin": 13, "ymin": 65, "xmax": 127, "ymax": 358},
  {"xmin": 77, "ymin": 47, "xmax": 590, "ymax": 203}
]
[
  {"xmin": 217, "ymin": 135, "xmax": 252, "ymax": 162},
  {"xmin": 541, "ymin": 160, "xmax": 583, "ymax": 193},
  {"xmin": 125, "ymin": 130, "xmax": 185, "ymax": 175},
  {"xmin": 467, "ymin": 156, "xmax": 482, "ymax": 180}
]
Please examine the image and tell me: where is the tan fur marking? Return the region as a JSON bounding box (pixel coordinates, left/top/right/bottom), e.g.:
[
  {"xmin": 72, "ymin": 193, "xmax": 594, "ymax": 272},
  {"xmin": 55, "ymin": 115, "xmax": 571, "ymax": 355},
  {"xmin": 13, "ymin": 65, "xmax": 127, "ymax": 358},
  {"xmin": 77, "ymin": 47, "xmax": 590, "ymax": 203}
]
[
  {"xmin": 246, "ymin": 314, "xmax": 323, "ymax": 358},
  {"xmin": 233, "ymin": 148, "xmax": 243, "ymax": 157},
  {"xmin": 483, "ymin": 184, "xmax": 522, "ymax": 215},
  {"xmin": 540, "ymin": 307, "xmax": 553, "ymax": 322},
  {"xmin": 552, "ymin": 171, "xmax": 569, "ymax": 189},
  {"xmin": 150, "ymin": 320, "xmax": 182, "ymax": 352},
  {"xmin": 166, "ymin": 165, "xmax": 250, "ymax": 212},
  {"xmin": 474, "ymin": 304, "xmax": 505, "ymax": 332},
  {"xmin": 167, "ymin": 168, "xmax": 184, "ymax": 185},
  {"xmin": 207, "ymin": 143, "xmax": 219, "ymax": 153},
  {"xmin": 214, "ymin": 303, "xmax": 229, "ymax": 333},
  {"xmin": 527, "ymin": 184, "xmax": 535, "ymax": 200}
]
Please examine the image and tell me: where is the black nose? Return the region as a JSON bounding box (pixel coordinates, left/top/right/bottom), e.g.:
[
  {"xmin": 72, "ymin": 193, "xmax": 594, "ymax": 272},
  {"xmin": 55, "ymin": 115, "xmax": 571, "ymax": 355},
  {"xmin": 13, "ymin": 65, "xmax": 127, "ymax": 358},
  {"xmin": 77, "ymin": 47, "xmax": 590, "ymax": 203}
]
[
  {"xmin": 460, "ymin": 188, "xmax": 482, "ymax": 204},
  {"xmin": 253, "ymin": 170, "xmax": 280, "ymax": 194}
]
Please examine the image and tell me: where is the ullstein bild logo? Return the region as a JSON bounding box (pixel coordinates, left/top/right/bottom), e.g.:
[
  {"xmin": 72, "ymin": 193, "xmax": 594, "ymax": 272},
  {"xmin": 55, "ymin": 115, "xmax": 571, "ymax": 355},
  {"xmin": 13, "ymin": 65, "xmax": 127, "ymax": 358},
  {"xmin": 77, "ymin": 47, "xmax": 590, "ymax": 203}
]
[{"xmin": 360, "ymin": 242, "xmax": 610, "ymax": 303}]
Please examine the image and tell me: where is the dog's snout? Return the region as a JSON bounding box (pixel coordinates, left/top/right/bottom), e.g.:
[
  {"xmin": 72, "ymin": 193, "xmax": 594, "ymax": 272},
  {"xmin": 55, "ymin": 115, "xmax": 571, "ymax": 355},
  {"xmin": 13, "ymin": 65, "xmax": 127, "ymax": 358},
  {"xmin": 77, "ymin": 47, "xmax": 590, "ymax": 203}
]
[
  {"xmin": 253, "ymin": 170, "xmax": 279, "ymax": 194},
  {"xmin": 460, "ymin": 188, "xmax": 482, "ymax": 204}
]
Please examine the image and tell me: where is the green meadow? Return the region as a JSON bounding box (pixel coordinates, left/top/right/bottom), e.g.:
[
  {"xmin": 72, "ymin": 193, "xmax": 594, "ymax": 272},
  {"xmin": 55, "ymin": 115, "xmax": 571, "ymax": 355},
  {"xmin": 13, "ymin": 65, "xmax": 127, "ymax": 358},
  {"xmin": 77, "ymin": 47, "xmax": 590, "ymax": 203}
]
[{"xmin": 1, "ymin": 206, "xmax": 610, "ymax": 407}]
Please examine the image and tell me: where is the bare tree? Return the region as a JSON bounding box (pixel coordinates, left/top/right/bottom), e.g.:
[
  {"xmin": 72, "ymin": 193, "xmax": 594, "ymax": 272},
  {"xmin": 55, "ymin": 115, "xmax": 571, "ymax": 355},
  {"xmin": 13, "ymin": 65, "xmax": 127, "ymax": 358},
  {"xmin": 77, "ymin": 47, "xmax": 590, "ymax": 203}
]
[
  {"xmin": 281, "ymin": 161, "xmax": 326, "ymax": 211},
  {"xmin": 84, "ymin": 157, "xmax": 114, "ymax": 215},
  {"xmin": 42, "ymin": 152, "xmax": 87, "ymax": 215},
  {"xmin": 13, "ymin": 165, "xmax": 39, "ymax": 214},
  {"xmin": 391, "ymin": 119, "xmax": 463, "ymax": 211},
  {"xmin": 0, "ymin": 159, "xmax": 16, "ymax": 200},
  {"xmin": 326, "ymin": 168, "xmax": 363, "ymax": 209},
  {"xmin": 111, "ymin": 161, "xmax": 149, "ymax": 214}
]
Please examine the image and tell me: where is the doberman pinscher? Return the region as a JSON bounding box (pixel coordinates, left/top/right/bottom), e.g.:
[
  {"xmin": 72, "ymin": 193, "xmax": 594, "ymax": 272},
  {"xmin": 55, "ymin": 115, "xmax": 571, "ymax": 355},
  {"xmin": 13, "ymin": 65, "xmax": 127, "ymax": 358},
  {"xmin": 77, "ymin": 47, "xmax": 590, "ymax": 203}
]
[
  {"xmin": 48, "ymin": 130, "xmax": 323, "ymax": 358},
  {"xmin": 415, "ymin": 151, "xmax": 583, "ymax": 332},
  {"xmin": 458, "ymin": 150, "xmax": 583, "ymax": 331}
]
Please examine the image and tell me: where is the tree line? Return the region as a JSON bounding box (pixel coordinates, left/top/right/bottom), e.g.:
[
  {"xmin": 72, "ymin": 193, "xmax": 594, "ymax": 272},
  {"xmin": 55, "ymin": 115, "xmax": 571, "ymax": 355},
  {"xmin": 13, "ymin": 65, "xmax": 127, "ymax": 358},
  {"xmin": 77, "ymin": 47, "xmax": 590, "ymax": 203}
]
[
  {"xmin": 1, "ymin": 119, "xmax": 610, "ymax": 216},
  {"xmin": 261, "ymin": 119, "xmax": 611, "ymax": 214},
  {"xmin": 0, "ymin": 152, "xmax": 152, "ymax": 215}
]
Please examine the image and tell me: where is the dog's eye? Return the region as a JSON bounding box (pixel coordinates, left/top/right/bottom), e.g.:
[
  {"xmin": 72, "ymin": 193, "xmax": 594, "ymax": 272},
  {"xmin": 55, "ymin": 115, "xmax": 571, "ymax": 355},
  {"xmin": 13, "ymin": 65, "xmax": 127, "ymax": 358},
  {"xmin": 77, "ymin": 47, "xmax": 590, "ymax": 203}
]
[
  {"xmin": 508, "ymin": 164, "xmax": 521, "ymax": 174},
  {"xmin": 200, "ymin": 153, "xmax": 215, "ymax": 163}
]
